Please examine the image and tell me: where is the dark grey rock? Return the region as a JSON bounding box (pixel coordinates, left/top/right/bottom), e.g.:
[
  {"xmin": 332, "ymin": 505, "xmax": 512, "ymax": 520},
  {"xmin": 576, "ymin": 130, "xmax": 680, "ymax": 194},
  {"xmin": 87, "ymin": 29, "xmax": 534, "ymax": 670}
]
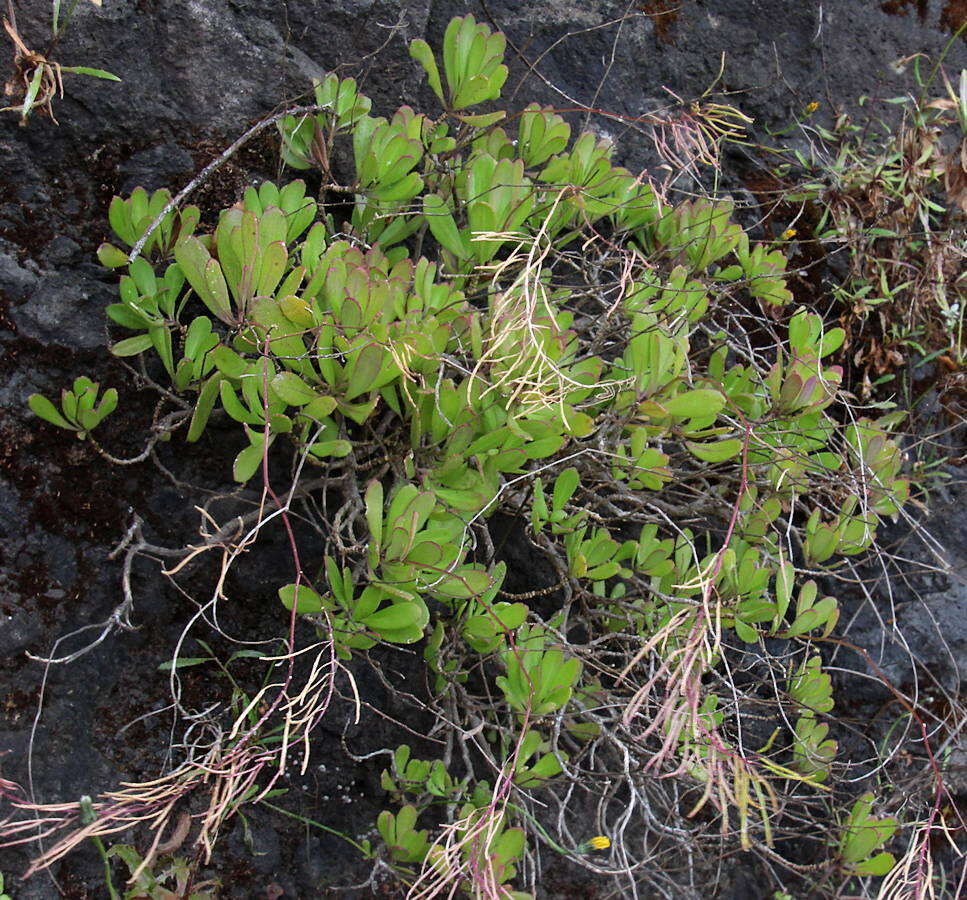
[
  {"xmin": 851, "ymin": 585, "xmax": 967, "ymax": 694},
  {"xmin": 0, "ymin": 251, "xmax": 39, "ymax": 304},
  {"xmin": 118, "ymin": 143, "xmax": 198, "ymax": 194},
  {"xmin": 44, "ymin": 235, "xmax": 82, "ymax": 266},
  {"xmin": 41, "ymin": 535, "xmax": 80, "ymax": 591},
  {"xmin": 231, "ymin": 814, "xmax": 282, "ymax": 874},
  {"xmin": 10, "ymin": 270, "xmax": 112, "ymax": 349}
]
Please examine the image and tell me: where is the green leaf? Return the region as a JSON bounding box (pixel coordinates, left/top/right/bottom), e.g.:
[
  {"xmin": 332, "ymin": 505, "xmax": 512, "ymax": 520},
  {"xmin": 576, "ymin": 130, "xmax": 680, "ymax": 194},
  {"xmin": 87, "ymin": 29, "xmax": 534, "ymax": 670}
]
[
  {"xmin": 90, "ymin": 388, "xmax": 118, "ymax": 428},
  {"xmin": 423, "ymin": 193, "xmax": 469, "ymax": 258},
  {"xmin": 28, "ymin": 394, "xmax": 74, "ymax": 430},
  {"xmin": 233, "ymin": 441, "xmax": 266, "ymax": 483},
  {"xmin": 492, "ymin": 826, "xmax": 525, "ymax": 864},
  {"xmin": 852, "ymin": 852, "xmax": 895, "ymax": 876},
  {"xmin": 775, "ymin": 559, "xmax": 794, "ymax": 624},
  {"xmin": 97, "ymin": 242, "xmax": 129, "ymax": 268},
  {"xmin": 552, "ymin": 468, "xmax": 579, "ymax": 513},
  {"xmin": 149, "ymin": 324, "xmax": 175, "ymax": 376},
  {"xmin": 302, "ymin": 395, "xmax": 337, "ymax": 419},
  {"xmin": 782, "ymin": 608, "xmax": 820, "ymax": 639},
  {"xmin": 819, "ymin": 327, "xmax": 846, "ymax": 358},
  {"xmin": 210, "ymin": 344, "xmax": 249, "ymax": 380},
  {"xmin": 433, "ymin": 566, "xmax": 493, "ymax": 600},
  {"xmin": 363, "ymin": 601, "xmax": 428, "ymax": 642},
  {"xmin": 455, "ymin": 110, "xmax": 506, "ymax": 127},
  {"xmin": 309, "ymin": 439, "xmax": 353, "ymax": 458},
  {"xmin": 175, "ymin": 238, "xmax": 234, "ymax": 324},
  {"xmin": 270, "ymin": 372, "xmax": 320, "ymax": 406},
  {"xmin": 60, "ymin": 65, "xmax": 122, "ymax": 82},
  {"xmin": 187, "ymin": 374, "xmax": 222, "ymax": 442},
  {"xmin": 685, "ymin": 437, "xmax": 742, "ymax": 462},
  {"xmin": 257, "ymin": 241, "xmax": 288, "ymax": 297},
  {"xmin": 278, "ymin": 583, "xmax": 325, "ymax": 614},
  {"xmin": 366, "ymin": 480, "xmax": 384, "ymax": 552},
  {"xmin": 734, "ymin": 619, "xmax": 758, "ymax": 643},
  {"xmin": 373, "ymin": 171, "xmax": 424, "ymax": 203},
  {"xmin": 111, "ymin": 334, "xmax": 154, "ymax": 357},
  {"xmin": 184, "ymin": 316, "xmax": 214, "ymax": 361},
  {"xmin": 345, "ymin": 343, "xmax": 386, "ymax": 401},
  {"xmin": 663, "ymin": 389, "xmax": 726, "ymax": 420},
  {"xmin": 106, "ymin": 302, "xmax": 149, "ymax": 330},
  {"xmin": 157, "ymin": 657, "xmax": 212, "ymax": 671},
  {"xmin": 109, "ymin": 195, "xmax": 134, "ymax": 246},
  {"xmin": 409, "ymin": 39, "xmax": 444, "ymax": 103},
  {"xmin": 22, "ymin": 65, "xmax": 44, "ymax": 121}
]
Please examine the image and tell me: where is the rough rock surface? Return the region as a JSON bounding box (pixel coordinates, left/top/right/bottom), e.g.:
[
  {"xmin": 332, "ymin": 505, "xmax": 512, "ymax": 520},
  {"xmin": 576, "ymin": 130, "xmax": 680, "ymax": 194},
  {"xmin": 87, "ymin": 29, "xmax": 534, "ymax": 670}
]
[{"xmin": 0, "ymin": 1, "xmax": 965, "ymax": 897}]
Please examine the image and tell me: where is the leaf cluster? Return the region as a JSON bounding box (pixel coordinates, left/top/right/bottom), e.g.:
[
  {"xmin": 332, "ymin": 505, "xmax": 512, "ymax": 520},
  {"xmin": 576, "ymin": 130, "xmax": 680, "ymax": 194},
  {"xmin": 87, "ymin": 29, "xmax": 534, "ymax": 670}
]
[{"xmin": 25, "ymin": 13, "xmax": 920, "ymax": 894}]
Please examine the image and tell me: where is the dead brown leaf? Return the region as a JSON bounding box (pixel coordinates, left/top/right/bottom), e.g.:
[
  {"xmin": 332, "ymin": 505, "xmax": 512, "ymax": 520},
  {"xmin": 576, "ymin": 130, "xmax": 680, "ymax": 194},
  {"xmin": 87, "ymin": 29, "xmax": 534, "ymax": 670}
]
[{"xmin": 944, "ymin": 139, "xmax": 967, "ymax": 214}]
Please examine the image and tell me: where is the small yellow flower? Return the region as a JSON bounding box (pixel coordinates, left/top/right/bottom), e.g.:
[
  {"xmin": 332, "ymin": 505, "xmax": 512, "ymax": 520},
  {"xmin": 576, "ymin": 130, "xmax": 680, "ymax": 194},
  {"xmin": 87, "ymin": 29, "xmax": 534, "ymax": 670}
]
[
  {"xmin": 781, "ymin": 228, "xmax": 798, "ymax": 240},
  {"xmin": 804, "ymin": 101, "xmax": 819, "ymax": 115},
  {"xmin": 588, "ymin": 835, "xmax": 611, "ymax": 851}
]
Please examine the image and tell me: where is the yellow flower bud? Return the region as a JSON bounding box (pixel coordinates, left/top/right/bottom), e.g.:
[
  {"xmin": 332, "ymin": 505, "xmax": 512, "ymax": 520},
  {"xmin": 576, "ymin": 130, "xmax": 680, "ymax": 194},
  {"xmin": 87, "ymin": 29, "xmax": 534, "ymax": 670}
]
[
  {"xmin": 781, "ymin": 228, "xmax": 797, "ymax": 240},
  {"xmin": 588, "ymin": 835, "xmax": 611, "ymax": 850},
  {"xmin": 805, "ymin": 102, "xmax": 819, "ymax": 114}
]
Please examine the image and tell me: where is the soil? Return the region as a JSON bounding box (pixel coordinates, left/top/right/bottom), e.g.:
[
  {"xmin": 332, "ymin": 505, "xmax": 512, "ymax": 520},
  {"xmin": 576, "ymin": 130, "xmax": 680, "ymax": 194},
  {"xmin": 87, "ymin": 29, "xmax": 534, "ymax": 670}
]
[{"xmin": 0, "ymin": 2, "xmax": 965, "ymax": 898}]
